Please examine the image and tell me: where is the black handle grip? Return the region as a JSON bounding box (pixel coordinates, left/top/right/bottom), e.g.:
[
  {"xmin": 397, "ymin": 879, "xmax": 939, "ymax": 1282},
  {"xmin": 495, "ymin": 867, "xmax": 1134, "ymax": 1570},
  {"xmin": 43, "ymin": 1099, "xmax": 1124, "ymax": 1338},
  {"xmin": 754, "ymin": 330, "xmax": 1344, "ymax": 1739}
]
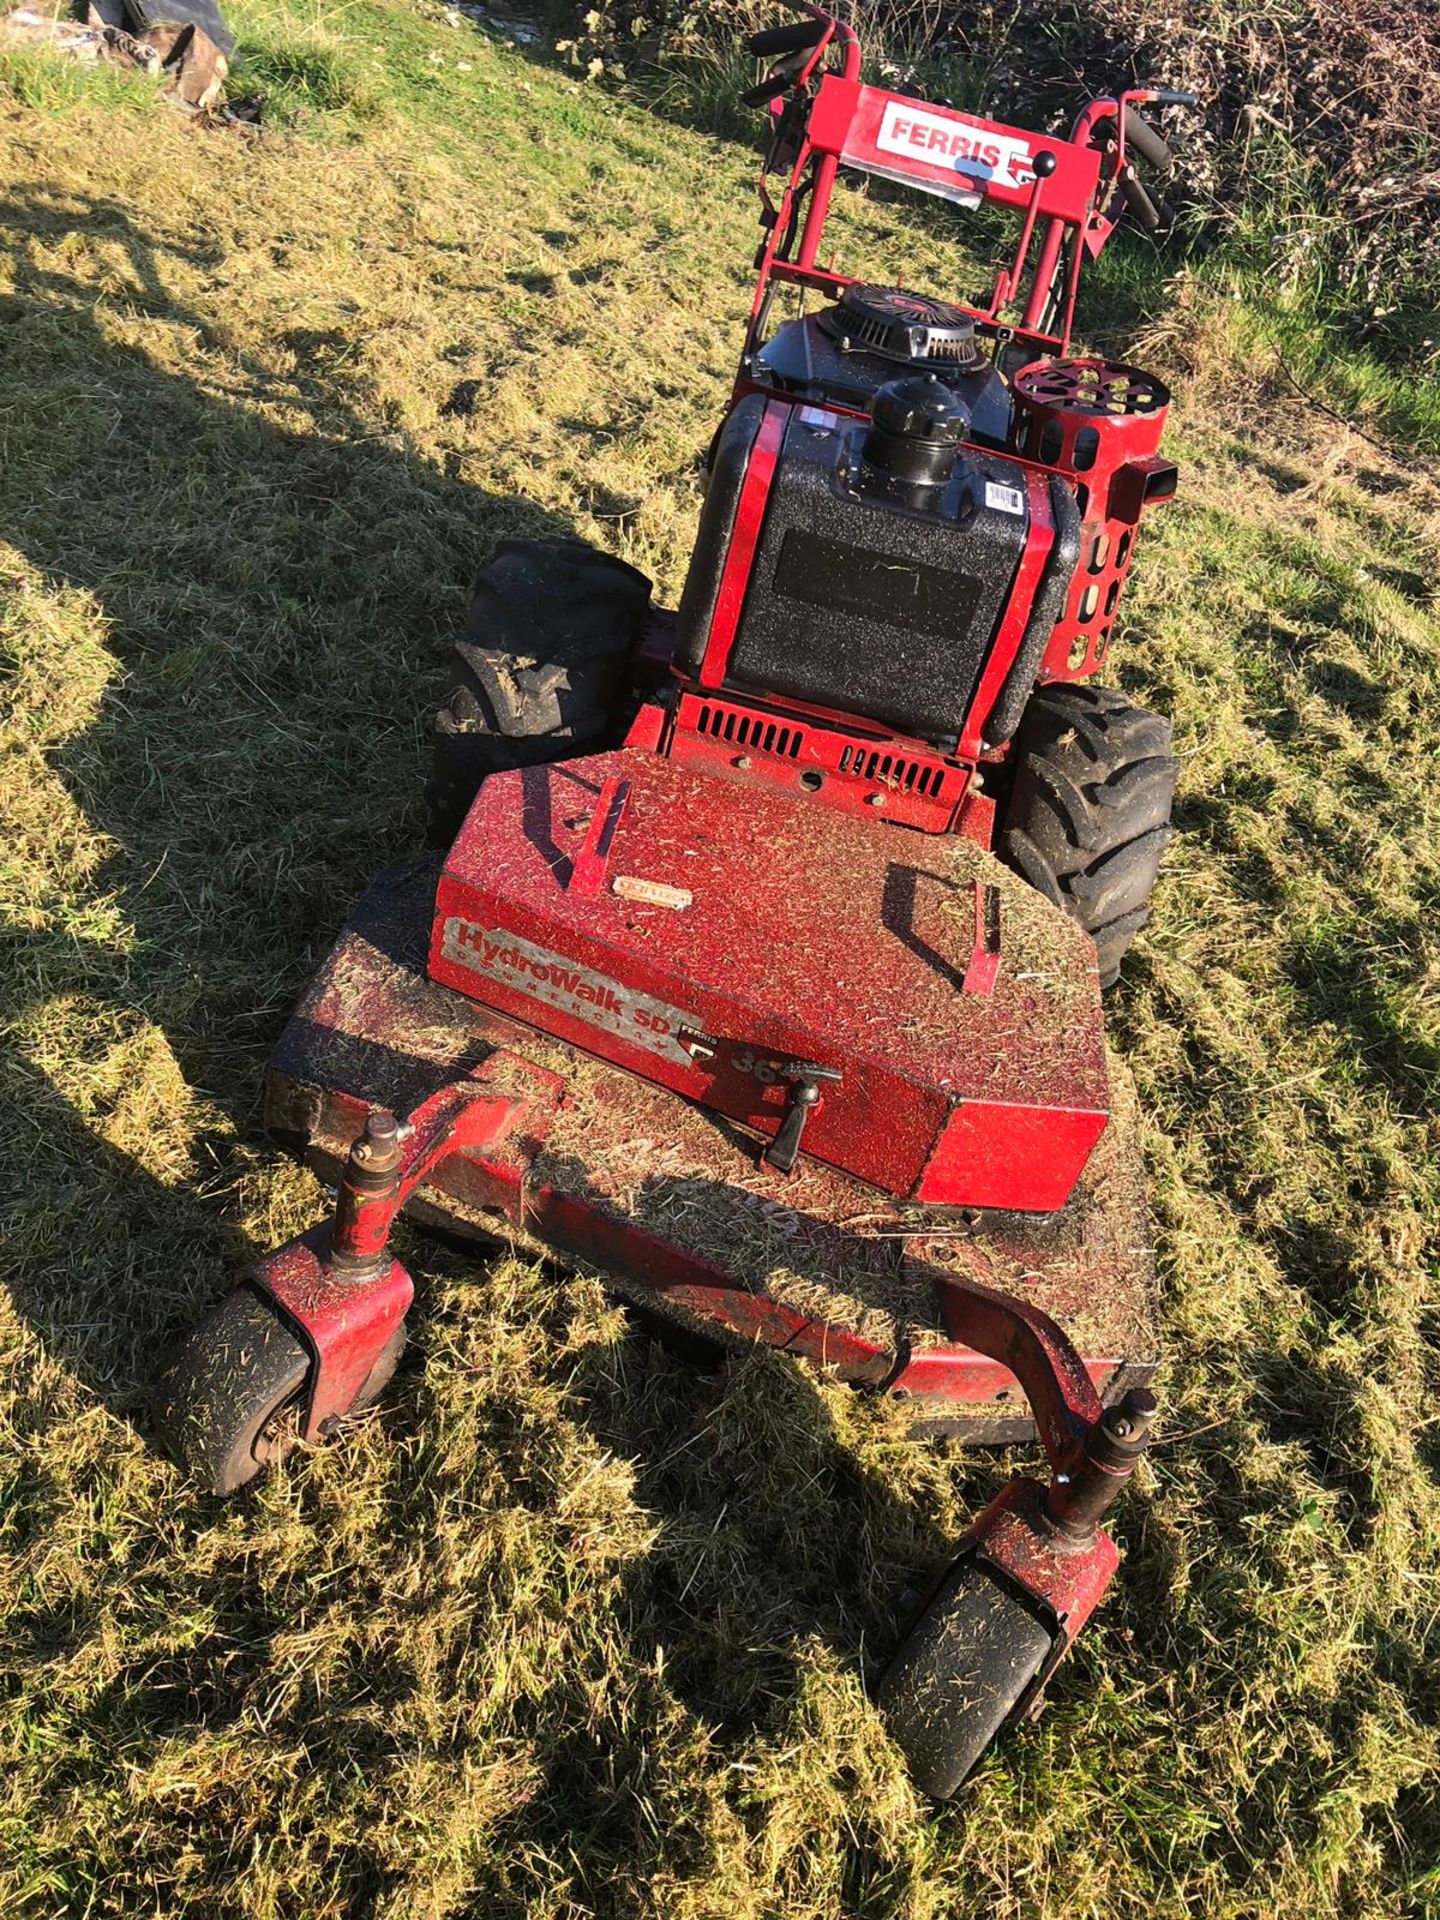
[
  {"xmin": 1124, "ymin": 108, "xmax": 1172, "ymax": 174},
  {"xmin": 1152, "ymin": 88, "xmax": 1199, "ymax": 106},
  {"xmin": 745, "ymin": 20, "xmax": 825, "ymax": 56},
  {"xmin": 740, "ymin": 74, "xmax": 788, "ymax": 106},
  {"xmin": 1118, "ymin": 165, "xmax": 1166, "ymax": 232}
]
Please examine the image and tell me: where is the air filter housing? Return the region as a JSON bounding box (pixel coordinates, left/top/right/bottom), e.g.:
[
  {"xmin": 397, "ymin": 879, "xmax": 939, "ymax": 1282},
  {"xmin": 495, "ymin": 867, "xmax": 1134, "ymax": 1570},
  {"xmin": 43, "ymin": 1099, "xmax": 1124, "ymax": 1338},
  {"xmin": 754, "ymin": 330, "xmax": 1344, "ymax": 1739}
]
[{"xmin": 818, "ymin": 283, "xmax": 986, "ymax": 370}]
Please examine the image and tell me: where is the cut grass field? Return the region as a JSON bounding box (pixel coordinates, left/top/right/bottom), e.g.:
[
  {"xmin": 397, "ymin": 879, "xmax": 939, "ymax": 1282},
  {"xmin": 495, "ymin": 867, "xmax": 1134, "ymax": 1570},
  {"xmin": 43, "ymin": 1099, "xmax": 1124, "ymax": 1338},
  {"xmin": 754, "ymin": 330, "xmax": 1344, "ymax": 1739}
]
[{"xmin": 2, "ymin": 4, "xmax": 1439, "ymax": 1914}]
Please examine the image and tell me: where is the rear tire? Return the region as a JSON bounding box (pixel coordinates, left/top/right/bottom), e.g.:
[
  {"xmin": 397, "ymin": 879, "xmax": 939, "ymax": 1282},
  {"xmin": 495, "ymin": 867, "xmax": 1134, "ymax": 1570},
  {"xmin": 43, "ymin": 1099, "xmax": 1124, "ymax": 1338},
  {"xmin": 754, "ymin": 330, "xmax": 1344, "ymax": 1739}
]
[
  {"xmin": 874, "ymin": 1555, "xmax": 1056, "ymax": 1798},
  {"xmin": 427, "ymin": 537, "xmax": 652, "ymax": 843},
  {"xmin": 998, "ymin": 682, "xmax": 1178, "ymax": 987}
]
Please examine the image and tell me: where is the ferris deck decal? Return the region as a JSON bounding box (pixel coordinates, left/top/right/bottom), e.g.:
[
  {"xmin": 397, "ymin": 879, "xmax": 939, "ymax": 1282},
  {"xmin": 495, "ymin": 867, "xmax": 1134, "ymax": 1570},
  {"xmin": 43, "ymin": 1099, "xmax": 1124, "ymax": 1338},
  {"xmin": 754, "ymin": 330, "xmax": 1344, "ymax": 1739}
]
[{"xmin": 440, "ymin": 917, "xmax": 695, "ymax": 1067}]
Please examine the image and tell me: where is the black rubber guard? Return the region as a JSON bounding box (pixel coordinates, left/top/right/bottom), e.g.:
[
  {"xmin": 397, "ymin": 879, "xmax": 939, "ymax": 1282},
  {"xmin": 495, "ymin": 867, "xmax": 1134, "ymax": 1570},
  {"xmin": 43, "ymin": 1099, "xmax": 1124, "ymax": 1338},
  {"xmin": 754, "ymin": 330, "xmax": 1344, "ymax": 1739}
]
[{"xmin": 982, "ymin": 473, "xmax": 1082, "ymax": 749}]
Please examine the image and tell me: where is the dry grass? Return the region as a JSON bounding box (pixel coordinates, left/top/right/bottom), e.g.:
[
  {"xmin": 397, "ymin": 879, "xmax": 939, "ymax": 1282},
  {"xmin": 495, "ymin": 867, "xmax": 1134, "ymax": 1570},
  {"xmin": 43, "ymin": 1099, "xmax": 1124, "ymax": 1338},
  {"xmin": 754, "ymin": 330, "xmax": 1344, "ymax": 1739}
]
[{"xmin": 1, "ymin": 5, "xmax": 1438, "ymax": 1915}]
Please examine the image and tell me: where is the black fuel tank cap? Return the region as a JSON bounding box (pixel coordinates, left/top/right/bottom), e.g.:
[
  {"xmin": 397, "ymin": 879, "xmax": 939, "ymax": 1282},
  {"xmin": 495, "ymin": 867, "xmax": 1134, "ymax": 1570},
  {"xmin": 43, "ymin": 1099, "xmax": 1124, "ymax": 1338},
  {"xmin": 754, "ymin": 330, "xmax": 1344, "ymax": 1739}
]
[{"xmin": 862, "ymin": 374, "xmax": 971, "ymax": 490}]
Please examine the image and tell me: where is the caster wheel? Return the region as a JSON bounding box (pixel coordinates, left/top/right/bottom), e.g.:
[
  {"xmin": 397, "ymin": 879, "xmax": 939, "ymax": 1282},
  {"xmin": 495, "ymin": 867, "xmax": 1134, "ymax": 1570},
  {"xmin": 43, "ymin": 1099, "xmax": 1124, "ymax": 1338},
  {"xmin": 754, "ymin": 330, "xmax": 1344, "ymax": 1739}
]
[
  {"xmin": 874, "ymin": 1555, "xmax": 1057, "ymax": 1799},
  {"xmin": 152, "ymin": 1289, "xmax": 408, "ymax": 1496},
  {"xmin": 351, "ymin": 1322, "xmax": 407, "ymax": 1410}
]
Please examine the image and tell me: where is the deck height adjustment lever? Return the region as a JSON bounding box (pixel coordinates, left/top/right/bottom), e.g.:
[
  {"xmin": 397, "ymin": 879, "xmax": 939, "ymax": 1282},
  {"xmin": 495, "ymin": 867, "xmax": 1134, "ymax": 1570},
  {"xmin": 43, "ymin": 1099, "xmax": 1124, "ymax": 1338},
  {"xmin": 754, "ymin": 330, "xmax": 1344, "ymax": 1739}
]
[{"xmin": 763, "ymin": 1061, "xmax": 842, "ymax": 1175}]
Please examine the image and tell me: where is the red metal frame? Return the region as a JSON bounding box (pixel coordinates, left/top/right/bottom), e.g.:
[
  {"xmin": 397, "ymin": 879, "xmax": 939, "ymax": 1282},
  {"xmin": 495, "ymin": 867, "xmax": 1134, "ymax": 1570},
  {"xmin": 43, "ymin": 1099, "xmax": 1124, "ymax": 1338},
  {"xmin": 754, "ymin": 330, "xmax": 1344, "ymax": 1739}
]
[
  {"xmin": 253, "ymin": 1064, "xmax": 1153, "ymax": 1668},
  {"xmin": 697, "ymin": 400, "xmax": 788, "ymax": 688},
  {"xmin": 250, "ymin": 1229, "xmax": 414, "ymax": 1442},
  {"xmin": 671, "ymin": 393, "xmax": 1068, "ymax": 826},
  {"xmin": 1009, "ymin": 358, "xmax": 1178, "ymax": 681},
  {"xmin": 664, "ymin": 686, "xmax": 969, "ymax": 832},
  {"xmin": 252, "ymin": 1061, "xmax": 562, "ymax": 1437},
  {"xmin": 739, "ymin": 4, "xmax": 1179, "ymax": 364},
  {"xmin": 963, "ymin": 1477, "xmax": 1118, "ymax": 1676},
  {"xmin": 257, "ymin": 1052, "xmax": 1137, "ymax": 1432},
  {"xmin": 643, "ymin": 22, "xmax": 1184, "ymax": 842},
  {"xmin": 956, "ymin": 465, "xmax": 1056, "ymax": 762}
]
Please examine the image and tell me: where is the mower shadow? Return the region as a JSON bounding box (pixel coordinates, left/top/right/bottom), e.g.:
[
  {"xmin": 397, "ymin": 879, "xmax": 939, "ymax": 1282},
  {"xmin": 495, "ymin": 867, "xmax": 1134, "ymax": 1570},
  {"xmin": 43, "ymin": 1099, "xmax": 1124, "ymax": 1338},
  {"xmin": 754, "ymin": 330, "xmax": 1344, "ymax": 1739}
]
[
  {"xmin": 418, "ymin": 1134, "xmax": 1081, "ymax": 1869},
  {"xmin": 434, "ymin": 1263, "xmax": 1021, "ymax": 1906},
  {"xmin": 0, "ymin": 1046, "xmax": 267, "ymax": 1436},
  {"xmin": 0, "ymin": 181, "xmax": 578, "ymax": 1396}
]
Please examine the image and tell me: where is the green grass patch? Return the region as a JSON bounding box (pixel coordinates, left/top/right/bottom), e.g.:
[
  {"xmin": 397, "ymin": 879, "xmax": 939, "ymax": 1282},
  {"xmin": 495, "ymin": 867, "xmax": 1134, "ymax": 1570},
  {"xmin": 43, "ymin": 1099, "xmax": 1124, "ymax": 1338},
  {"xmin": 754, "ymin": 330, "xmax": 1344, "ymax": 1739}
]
[
  {"xmin": 236, "ymin": 24, "xmax": 386, "ymax": 126},
  {"xmin": 0, "ymin": 40, "xmax": 162, "ymax": 113}
]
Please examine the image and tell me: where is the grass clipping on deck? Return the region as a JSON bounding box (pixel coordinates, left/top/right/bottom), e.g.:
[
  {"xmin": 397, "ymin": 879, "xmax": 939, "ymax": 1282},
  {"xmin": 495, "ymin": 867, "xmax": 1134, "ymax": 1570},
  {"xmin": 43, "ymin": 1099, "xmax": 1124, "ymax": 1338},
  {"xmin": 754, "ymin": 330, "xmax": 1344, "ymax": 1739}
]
[
  {"xmin": 528, "ymin": 842, "xmax": 1153, "ymax": 1367},
  {"xmin": 532, "ymin": 1055, "xmax": 947, "ymax": 1354}
]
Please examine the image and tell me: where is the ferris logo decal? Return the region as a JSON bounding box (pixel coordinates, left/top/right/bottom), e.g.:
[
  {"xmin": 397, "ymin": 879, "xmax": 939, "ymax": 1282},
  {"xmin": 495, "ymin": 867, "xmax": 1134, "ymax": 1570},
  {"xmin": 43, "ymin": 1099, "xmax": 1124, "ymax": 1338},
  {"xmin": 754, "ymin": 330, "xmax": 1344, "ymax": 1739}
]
[
  {"xmin": 876, "ymin": 100, "xmax": 1035, "ymax": 186},
  {"xmin": 440, "ymin": 917, "xmax": 695, "ymax": 1068}
]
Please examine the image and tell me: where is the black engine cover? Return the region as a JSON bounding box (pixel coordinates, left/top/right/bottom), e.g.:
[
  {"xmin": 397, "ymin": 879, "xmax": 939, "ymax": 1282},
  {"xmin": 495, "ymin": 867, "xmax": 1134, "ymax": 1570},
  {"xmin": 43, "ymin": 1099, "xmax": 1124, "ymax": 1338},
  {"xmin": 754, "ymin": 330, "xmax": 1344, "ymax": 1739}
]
[
  {"xmin": 712, "ymin": 406, "xmax": 1033, "ymax": 743},
  {"xmin": 752, "ymin": 312, "xmax": 1013, "ymax": 446}
]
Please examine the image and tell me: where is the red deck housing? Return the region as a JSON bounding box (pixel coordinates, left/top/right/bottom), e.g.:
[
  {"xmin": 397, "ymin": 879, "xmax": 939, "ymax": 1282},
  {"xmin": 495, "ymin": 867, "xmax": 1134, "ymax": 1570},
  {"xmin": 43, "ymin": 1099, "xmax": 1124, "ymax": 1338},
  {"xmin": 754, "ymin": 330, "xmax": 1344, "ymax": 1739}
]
[{"xmin": 428, "ymin": 749, "xmax": 1110, "ymax": 1212}]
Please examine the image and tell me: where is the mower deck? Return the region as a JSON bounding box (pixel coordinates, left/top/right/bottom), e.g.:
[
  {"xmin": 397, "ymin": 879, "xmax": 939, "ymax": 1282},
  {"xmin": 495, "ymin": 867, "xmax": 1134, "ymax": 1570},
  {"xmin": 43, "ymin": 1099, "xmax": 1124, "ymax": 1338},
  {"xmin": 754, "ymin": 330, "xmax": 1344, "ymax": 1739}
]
[
  {"xmin": 265, "ymin": 858, "xmax": 1160, "ymax": 1443},
  {"xmin": 430, "ymin": 749, "xmax": 1111, "ymax": 1211}
]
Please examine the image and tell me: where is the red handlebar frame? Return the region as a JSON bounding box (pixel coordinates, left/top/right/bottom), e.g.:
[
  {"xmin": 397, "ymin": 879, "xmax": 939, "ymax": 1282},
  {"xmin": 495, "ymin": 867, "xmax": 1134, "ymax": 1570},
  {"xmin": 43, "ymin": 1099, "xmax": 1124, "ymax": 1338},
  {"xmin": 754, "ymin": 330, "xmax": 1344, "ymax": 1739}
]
[{"xmin": 743, "ymin": 5, "xmax": 1174, "ymax": 360}]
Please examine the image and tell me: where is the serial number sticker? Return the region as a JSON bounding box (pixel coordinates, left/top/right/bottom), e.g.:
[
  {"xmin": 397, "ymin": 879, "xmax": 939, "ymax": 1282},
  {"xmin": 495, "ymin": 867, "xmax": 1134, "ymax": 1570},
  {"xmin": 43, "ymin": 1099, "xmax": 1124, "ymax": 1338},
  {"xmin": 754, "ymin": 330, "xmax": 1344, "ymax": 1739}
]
[
  {"xmin": 985, "ymin": 481, "xmax": 1026, "ymax": 516},
  {"xmin": 440, "ymin": 917, "xmax": 695, "ymax": 1068}
]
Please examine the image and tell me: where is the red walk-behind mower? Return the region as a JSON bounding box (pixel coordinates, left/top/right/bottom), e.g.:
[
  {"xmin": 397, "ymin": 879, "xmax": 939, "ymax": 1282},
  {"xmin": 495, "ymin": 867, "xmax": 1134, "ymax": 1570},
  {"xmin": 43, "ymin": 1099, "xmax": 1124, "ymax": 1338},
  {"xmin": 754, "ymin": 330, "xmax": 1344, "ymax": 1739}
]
[{"xmin": 154, "ymin": 6, "xmax": 1195, "ymax": 1795}]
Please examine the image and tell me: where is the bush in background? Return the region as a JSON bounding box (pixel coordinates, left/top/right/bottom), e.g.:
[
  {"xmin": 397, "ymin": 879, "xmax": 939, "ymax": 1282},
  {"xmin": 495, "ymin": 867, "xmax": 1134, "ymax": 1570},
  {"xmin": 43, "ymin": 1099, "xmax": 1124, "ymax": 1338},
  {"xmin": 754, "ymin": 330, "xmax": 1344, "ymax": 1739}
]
[{"xmin": 549, "ymin": 0, "xmax": 1440, "ymax": 365}]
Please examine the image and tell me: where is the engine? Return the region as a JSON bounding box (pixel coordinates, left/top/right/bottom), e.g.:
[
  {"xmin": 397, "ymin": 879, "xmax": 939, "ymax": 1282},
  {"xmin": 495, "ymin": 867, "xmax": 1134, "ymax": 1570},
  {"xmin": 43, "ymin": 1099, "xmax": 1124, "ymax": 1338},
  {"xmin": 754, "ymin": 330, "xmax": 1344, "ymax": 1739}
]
[
  {"xmin": 750, "ymin": 283, "xmax": 1014, "ymax": 444},
  {"xmin": 676, "ymin": 285, "xmax": 1080, "ymax": 750}
]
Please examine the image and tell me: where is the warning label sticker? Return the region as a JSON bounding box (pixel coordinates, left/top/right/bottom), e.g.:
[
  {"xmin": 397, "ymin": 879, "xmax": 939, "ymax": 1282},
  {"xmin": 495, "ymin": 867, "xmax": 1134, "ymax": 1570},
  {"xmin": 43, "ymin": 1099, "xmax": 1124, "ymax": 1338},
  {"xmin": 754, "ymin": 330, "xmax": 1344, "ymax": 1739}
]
[{"xmin": 440, "ymin": 917, "xmax": 695, "ymax": 1068}]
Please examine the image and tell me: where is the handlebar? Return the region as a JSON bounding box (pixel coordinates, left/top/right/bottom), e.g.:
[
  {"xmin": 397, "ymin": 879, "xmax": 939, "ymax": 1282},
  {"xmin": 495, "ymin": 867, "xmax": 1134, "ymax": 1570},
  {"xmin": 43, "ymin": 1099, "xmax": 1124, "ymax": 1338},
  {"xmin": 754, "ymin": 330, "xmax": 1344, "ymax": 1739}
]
[
  {"xmin": 745, "ymin": 19, "xmax": 827, "ymax": 57},
  {"xmin": 1069, "ymin": 89, "xmax": 1193, "ymax": 235},
  {"xmin": 740, "ymin": 2, "xmax": 859, "ymax": 108},
  {"xmin": 1124, "ymin": 108, "xmax": 1173, "ymax": 175}
]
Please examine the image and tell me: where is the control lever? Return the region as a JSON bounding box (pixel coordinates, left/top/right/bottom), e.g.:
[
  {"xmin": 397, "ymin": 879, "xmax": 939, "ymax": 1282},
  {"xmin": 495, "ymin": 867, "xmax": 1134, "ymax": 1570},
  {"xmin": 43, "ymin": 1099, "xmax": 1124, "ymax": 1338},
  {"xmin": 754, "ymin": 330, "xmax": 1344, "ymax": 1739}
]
[
  {"xmin": 740, "ymin": 55, "xmax": 811, "ymax": 108},
  {"xmin": 763, "ymin": 1061, "xmax": 842, "ymax": 1175},
  {"xmin": 1117, "ymin": 163, "xmax": 1171, "ymax": 233},
  {"xmin": 1124, "ymin": 107, "xmax": 1174, "ymax": 174}
]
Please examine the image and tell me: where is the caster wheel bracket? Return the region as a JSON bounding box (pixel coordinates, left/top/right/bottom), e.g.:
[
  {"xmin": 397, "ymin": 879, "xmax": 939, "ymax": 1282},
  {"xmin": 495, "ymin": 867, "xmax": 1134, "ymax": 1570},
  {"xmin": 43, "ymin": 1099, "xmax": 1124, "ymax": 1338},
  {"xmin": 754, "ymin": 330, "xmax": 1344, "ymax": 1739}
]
[
  {"xmin": 254, "ymin": 1053, "xmax": 563, "ymax": 1438},
  {"xmin": 252, "ymin": 1229, "xmax": 415, "ymax": 1441}
]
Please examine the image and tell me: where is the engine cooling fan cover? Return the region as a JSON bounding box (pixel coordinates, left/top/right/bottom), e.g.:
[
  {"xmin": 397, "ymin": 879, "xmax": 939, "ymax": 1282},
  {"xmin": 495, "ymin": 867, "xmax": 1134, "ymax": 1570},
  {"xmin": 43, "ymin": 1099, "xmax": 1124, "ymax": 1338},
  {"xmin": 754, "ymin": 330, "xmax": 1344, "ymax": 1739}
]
[{"xmin": 818, "ymin": 283, "xmax": 985, "ymax": 368}]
